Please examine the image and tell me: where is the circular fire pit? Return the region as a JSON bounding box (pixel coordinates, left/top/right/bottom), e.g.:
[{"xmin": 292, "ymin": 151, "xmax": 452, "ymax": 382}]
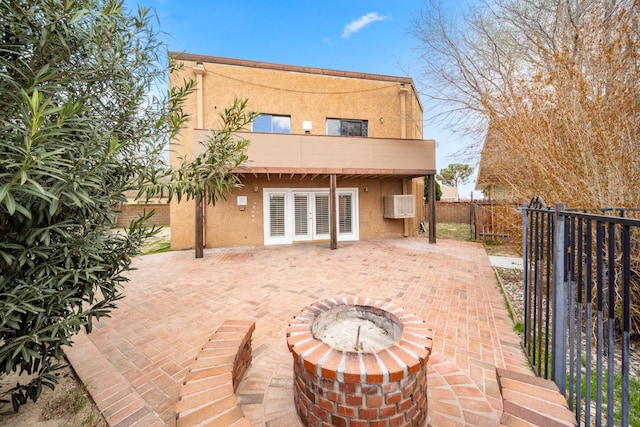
[{"xmin": 286, "ymin": 297, "xmax": 433, "ymax": 427}]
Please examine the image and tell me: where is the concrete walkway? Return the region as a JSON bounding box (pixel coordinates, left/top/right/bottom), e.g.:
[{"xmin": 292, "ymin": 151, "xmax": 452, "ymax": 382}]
[
  {"xmin": 488, "ymin": 256, "xmax": 523, "ymax": 270},
  {"xmin": 64, "ymin": 238, "xmax": 531, "ymax": 426}
]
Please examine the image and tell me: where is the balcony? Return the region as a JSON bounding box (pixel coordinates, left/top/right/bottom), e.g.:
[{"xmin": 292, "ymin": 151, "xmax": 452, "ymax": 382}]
[{"xmin": 193, "ymin": 130, "xmax": 436, "ymax": 178}]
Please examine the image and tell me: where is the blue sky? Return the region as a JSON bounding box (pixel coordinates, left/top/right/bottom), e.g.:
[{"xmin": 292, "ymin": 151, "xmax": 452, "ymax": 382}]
[{"xmin": 125, "ymin": 0, "xmax": 481, "ymax": 198}]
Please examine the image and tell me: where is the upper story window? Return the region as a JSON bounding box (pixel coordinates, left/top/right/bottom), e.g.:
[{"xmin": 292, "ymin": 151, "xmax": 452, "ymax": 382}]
[
  {"xmin": 253, "ymin": 114, "xmax": 291, "ymax": 133},
  {"xmin": 326, "ymin": 118, "xmax": 368, "ymax": 137}
]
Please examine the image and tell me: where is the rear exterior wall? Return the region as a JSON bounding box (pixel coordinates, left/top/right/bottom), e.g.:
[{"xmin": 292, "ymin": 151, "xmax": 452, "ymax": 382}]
[
  {"xmin": 169, "ymin": 55, "xmax": 425, "ymax": 249},
  {"xmin": 173, "ymin": 177, "xmax": 425, "ymax": 248}
]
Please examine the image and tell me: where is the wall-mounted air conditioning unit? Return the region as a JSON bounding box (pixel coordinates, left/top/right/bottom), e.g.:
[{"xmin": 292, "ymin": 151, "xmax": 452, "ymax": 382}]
[{"xmin": 383, "ymin": 195, "xmax": 415, "ymax": 219}]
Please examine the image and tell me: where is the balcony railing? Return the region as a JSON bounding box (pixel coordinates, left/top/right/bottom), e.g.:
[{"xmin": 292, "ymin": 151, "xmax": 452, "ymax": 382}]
[{"xmin": 193, "ymin": 130, "xmax": 436, "ymax": 176}]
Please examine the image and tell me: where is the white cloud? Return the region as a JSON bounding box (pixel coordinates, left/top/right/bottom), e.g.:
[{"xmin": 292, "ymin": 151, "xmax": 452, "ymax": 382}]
[{"xmin": 342, "ymin": 12, "xmax": 388, "ymax": 39}]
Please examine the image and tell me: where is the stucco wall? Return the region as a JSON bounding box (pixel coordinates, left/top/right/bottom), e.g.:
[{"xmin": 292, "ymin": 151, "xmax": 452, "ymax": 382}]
[
  {"xmin": 171, "ymin": 176, "xmax": 414, "ymax": 249},
  {"xmin": 169, "ymin": 55, "xmax": 423, "ymax": 162},
  {"xmin": 169, "ymin": 54, "xmax": 429, "ymax": 249}
]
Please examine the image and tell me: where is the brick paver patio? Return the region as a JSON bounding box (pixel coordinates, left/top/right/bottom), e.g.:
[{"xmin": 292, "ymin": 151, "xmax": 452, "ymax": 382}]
[{"xmin": 64, "ymin": 238, "xmax": 531, "ymax": 426}]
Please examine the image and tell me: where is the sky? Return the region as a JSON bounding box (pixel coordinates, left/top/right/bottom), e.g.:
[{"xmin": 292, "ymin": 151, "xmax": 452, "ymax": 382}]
[{"xmin": 124, "ymin": 0, "xmax": 482, "ymax": 198}]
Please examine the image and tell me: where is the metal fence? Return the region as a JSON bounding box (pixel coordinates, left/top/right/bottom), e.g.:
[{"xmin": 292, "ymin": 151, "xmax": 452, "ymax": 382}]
[{"xmin": 522, "ymin": 197, "xmax": 638, "ymax": 427}]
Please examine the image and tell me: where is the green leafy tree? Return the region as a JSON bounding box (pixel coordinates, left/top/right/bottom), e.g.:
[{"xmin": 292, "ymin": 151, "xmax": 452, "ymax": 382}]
[
  {"xmin": 436, "ymin": 164, "xmax": 474, "ymax": 188},
  {"xmin": 154, "ymin": 98, "xmax": 258, "ymax": 257},
  {"xmin": 0, "ymin": 0, "xmax": 249, "ymax": 412},
  {"xmin": 424, "ymin": 177, "xmax": 442, "ymax": 201}
]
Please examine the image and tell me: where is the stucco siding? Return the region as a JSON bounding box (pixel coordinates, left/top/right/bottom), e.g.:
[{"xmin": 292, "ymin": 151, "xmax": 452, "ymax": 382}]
[{"xmin": 169, "ymin": 53, "xmax": 433, "ymax": 249}]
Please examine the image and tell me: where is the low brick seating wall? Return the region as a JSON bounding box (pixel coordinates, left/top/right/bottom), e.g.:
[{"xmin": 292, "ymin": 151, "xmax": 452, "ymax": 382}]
[
  {"xmin": 176, "ymin": 320, "xmax": 255, "ymax": 427},
  {"xmin": 496, "ymin": 368, "xmax": 577, "ymax": 427}
]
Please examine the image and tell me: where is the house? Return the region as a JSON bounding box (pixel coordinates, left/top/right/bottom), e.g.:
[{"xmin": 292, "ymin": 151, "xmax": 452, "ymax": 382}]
[
  {"xmin": 440, "ymin": 186, "xmax": 459, "ymax": 202},
  {"xmin": 475, "ymin": 123, "xmax": 514, "ymax": 201},
  {"xmin": 169, "ymin": 53, "xmax": 437, "ymax": 249}
]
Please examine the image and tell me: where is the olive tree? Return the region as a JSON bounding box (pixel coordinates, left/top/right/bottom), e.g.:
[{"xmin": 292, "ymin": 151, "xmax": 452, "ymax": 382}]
[
  {"xmin": 0, "ymin": 0, "xmax": 246, "ymax": 412},
  {"xmin": 158, "ymin": 97, "xmax": 257, "ymax": 258}
]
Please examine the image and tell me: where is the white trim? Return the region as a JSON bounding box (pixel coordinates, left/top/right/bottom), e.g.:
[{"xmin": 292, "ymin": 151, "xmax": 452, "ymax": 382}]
[
  {"xmin": 292, "ymin": 192, "xmax": 312, "ymax": 241},
  {"xmin": 263, "ymin": 188, "xmax": 359, "ymax": 245},
  {"xmin": 336, "ymin": 189, "xmax": 359, "ymax": 241},
  {"xmin": 263, "ymin": 191, "xmax": 289, "ymax": 245}
]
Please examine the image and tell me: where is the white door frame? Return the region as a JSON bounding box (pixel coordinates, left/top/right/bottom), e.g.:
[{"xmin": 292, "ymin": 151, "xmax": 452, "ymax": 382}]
[{"xmin": 263, "ymin": 187, "xmax": 358, "ymax": 245}]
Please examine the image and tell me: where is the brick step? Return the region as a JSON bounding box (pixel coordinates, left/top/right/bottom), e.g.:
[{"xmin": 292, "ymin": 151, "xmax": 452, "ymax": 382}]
[
  {"xmin": 176, "ymin": 320, "xmax": 255, "ymax": 427},
  {"xmin": 496, "ymin": 368, "xmax": 577, "ymax": 427}
]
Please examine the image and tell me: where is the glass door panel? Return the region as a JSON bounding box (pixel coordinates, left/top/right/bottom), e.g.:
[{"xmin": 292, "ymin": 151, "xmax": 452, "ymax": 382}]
[
  {"xmin": 338, "ymin": 193, "xmax": 353, "ymax": 234},
  {"xmin": 293, "ymin": 193, "xmax": 311, "ymax": 241},
  {"xmin": 314, "ymin": 193, "xmax": 330, "ymax": 239},
  {"xmin": 269, "ymin": 193, "xmax": 285, "ymax": 238}
]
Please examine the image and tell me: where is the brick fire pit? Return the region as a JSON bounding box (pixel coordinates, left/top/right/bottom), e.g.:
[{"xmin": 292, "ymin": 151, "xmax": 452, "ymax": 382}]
[{"xmin": 286, "ymin": 297, "xmax": 433, "ymax": 427}]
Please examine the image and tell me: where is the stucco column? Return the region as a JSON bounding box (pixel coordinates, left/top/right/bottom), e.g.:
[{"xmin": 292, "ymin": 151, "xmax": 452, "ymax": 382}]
[
  {"xmin": 193, "ymin": 63, "xmax": 205, "ymax": 129},
  {"xmin": 398, "ymin": 83, "xmax": 409, "ymax": 139}
]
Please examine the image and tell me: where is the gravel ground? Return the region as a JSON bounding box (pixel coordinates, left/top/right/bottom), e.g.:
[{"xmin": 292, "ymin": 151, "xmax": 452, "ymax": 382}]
[
  {"xmin": 495, "ymin": 267, "xmax": 525, "ymax": 323},
  {"xmin": 494, "ymin": 266, "xmax": 639, "ymax": 379}
]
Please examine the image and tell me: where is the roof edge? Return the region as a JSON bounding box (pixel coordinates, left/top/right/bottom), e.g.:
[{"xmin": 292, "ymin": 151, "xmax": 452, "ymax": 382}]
[{"xmin": 169, "ymin": 51, "xmax": 416, "ymax": 86}]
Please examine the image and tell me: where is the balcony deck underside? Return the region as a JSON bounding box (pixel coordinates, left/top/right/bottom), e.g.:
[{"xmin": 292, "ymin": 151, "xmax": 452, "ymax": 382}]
[{"xmin": 237, "ymin": 167, "xmax": 434, "ymax": 181}]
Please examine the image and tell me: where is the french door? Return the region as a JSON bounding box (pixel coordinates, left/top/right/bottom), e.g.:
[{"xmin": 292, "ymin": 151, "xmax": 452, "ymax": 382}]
[{"xmin": 264, "ymin": 188, "xmax": 357, "ymax": 245}]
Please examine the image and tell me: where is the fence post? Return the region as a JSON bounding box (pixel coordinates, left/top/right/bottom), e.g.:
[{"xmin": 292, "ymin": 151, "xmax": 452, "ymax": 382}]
[
  {"xmin": 522, "ymin": 204, "xmax": 529, "ymax": 276},
  {"xmin": 552, "ymin": 202, "xmax": 567, "ymax": 394},
  {"xmin": 522, "ymin": 203, "xmax": 529, "ymax": 344},
  {"xmin": 428, "ymin": 174, "xmax": 436, "ymax": 244}
]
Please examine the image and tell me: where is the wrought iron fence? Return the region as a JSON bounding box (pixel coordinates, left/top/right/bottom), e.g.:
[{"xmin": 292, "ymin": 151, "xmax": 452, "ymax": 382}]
[{"xmin": 522, "ymin": 197, "xmax": 638, "ymax": 427}]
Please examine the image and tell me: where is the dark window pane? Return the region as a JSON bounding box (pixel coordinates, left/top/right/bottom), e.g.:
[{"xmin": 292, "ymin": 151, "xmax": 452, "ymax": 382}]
[
  {"xmin": 326, "ymin": 118, "xmax": 368, "ymax": 137},
  {"xmin": 342, "ymin": 120, "xmax": 362, "ymax": 136}
]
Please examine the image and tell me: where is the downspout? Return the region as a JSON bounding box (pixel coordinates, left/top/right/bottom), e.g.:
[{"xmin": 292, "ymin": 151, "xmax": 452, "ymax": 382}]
[
  {"xmin": 398, "ymin": 83, "xmax": 408, "ymax": 139},
  {"xmin": 399, "ymin": 83, "xmax": 410, "ymax": 236},
  {"xmin": 194, "ymin": 63, "xmax": 205, "ymax": 129}
]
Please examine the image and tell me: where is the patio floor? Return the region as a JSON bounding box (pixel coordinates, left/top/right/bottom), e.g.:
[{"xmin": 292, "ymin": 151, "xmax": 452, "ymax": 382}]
[{"xmin": 64, "ymin": 238, "xmax": 531, "ymax": 427}]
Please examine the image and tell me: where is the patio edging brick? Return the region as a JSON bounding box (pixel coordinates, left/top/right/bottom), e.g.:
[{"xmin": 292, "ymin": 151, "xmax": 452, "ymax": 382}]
[{"xmin": 175, "ymin": 320, "xmax": 255, "ymax": 427}]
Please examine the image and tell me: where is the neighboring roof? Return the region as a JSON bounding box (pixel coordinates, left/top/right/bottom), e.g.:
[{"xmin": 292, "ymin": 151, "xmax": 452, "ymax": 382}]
[
  {"xmin": 475, "ymin": 161, "xmax": 497, "ymax": 191},
  {"xmin": 440, "ymin": 186, "xmax": 459, "ymax": 201},
  {"xmin": 475, "ymin": 122, "xmax": 506, "ymax": 191},
  {"xmin": 169, "ymin": 52, "xmax": 420, "ymax": 108}
]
